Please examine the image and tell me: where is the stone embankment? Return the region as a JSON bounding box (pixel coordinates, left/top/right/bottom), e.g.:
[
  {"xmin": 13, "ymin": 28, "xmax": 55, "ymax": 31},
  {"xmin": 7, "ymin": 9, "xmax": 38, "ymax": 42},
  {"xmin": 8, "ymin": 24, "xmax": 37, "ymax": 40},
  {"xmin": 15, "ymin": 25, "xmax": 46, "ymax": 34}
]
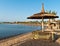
[{"xmin": 0, "ymin": 32, "xmax": 32, "ymax": 46}]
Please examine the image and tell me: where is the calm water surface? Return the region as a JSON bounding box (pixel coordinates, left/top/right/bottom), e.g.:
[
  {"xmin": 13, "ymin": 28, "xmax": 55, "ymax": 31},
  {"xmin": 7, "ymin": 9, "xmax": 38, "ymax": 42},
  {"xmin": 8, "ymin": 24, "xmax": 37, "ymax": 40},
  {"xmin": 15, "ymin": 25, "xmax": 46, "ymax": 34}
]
[{"xmin": 0, "ymin": 24, "xmax": 41, "ymax": 39}]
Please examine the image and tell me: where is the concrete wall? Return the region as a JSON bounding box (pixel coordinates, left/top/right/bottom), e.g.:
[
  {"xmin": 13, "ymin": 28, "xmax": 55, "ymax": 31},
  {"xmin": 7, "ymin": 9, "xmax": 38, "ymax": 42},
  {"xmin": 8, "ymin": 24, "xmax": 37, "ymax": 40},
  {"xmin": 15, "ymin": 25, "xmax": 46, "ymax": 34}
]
[{"xmin": 0, "ymin": 32, "xmax": 32, "ymax": 46}]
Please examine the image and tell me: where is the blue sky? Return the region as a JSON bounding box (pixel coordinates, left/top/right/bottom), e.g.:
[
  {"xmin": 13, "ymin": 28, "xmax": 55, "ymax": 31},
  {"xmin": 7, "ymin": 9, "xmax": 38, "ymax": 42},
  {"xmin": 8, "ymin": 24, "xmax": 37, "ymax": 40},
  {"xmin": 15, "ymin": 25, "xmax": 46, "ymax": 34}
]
[{"xmin": 0, "ymin": 0, "xmax": 60, "ymax": 22}]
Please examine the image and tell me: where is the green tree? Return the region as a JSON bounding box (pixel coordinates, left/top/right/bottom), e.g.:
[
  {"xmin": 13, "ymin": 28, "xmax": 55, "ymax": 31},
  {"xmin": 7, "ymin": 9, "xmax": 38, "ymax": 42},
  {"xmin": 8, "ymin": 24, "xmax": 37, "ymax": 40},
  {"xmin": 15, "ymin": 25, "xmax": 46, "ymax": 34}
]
[
  {"xmin": 46, "ymin": 10, "xmax": 57, "ymax": 15},
  {"xmin": 52, "ymin": 11, "xmax": 57, "ymax": 15}
]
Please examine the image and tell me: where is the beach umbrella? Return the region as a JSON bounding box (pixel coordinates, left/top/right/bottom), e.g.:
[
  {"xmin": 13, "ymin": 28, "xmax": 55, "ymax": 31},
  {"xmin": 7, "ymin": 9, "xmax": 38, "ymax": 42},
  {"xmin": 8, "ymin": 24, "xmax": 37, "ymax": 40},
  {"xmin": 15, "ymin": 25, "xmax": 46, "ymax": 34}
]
[{"xmin": 27, "ymin": 3, "xmax": 59, "ymax": 32}]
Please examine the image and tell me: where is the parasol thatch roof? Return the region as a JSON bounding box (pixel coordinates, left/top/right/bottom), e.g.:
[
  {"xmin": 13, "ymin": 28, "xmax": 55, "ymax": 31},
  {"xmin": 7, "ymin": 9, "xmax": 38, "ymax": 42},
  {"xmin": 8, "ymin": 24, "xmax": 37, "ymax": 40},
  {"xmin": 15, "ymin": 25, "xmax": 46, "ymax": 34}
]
[
  {"xmin": 27, "ymin": 3, "xmax": 59, "ymax": 19},
  {"xmin": 27, "ymin": 13, "xmax": 59, "ymax": 19}
]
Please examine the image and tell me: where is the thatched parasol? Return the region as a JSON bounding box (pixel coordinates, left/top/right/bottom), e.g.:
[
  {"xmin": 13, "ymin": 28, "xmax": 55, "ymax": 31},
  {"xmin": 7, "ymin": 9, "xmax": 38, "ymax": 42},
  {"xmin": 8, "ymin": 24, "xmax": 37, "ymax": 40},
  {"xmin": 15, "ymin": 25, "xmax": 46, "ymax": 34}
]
[{"xmin": 27, "ymin": 3, "xmax": 59, "ymax": 32}]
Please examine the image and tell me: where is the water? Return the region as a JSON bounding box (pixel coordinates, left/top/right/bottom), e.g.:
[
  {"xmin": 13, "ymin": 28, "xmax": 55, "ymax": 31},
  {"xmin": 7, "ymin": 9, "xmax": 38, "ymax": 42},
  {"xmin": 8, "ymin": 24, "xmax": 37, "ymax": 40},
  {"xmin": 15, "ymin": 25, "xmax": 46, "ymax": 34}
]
[{"xmin": 0, "ymin": 24, "xmax": 41, "ymax": 39}]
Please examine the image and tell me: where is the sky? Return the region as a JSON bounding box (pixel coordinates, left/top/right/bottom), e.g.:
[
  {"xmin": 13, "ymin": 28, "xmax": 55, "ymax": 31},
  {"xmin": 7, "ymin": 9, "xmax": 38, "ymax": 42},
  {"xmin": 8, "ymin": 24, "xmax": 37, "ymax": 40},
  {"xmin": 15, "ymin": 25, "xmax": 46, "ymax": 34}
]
[{"xmin": 0, "ymin": 0, "xmax": 60, "ymax": 22}]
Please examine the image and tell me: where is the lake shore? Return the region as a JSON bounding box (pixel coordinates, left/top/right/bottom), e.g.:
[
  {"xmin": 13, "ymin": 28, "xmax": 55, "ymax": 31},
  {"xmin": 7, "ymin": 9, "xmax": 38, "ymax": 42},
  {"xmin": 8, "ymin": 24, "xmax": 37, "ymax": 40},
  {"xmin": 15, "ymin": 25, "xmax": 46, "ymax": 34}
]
[
  {"xmin": 0, "ymin": 31, "xmax": 60, "ymax": 46},
  {"xmin": 0, "ymin": 32, "xmax": 32, "ymax": 46}
]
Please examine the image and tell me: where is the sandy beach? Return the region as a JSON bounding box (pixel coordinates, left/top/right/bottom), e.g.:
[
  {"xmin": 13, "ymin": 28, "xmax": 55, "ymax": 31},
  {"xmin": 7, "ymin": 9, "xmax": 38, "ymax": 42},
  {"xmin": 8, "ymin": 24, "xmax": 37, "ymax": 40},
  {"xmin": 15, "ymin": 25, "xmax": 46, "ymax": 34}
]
[
  {"xmin": 13, "ymin": 39, "xmax": 60, "ymax": 46},
  {"xmin": 0, "ymin": 32, "xmax": 32, "ymax": 46}
]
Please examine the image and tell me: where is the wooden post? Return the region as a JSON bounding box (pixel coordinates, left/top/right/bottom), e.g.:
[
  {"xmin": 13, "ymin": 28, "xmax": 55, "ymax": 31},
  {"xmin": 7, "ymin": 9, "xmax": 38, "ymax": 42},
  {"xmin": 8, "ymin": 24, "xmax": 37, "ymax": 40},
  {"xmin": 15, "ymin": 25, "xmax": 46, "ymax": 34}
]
[
  {"xmin": 42, "ymin": 17, "xmax": 44, "ymax": 32},
  {"xmin": 48, "ymin": 19, "xmax": 50, "ymax": 29},
  {"xmin": 52, "ymin": 31, "xmax": 55, "ymax": 41}
]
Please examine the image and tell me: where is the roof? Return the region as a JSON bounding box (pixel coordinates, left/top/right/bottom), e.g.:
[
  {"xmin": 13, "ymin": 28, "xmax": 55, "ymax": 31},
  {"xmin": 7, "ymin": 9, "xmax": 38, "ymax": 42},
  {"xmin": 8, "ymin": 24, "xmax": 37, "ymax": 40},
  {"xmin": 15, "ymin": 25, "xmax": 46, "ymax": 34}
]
[{"xmin": 27, "ymin": 3, "xmax": 59, "ymax": 19}]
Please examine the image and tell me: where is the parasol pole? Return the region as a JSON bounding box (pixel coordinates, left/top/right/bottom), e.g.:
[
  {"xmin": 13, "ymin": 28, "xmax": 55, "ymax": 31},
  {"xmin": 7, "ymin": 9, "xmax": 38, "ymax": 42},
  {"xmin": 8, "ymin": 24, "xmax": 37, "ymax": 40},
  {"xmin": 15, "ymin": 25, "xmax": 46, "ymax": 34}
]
[
  {"xmin": 42, "ymin": 17, "xmax": 44, "ymax": 32},
  {"xmin": 48, "ymin": 18, "xmax": 50, "ymax": 29}
]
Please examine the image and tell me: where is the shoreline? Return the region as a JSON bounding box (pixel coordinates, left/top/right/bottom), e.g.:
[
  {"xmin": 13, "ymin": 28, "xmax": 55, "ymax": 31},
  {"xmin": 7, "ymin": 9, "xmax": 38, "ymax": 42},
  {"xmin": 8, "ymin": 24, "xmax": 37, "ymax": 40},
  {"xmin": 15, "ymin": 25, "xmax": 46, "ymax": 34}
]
[
  {"xmin": 0, "ymin": 32, "xmax": 32, "ymax": 46},
  {"xmin": 0, "ymin": 23, "xmax": 42, "ymax": 26},
  {"xmin": 0, "ymin": 23, "xmax": 42, "ymax": 42},
  {"xmin": 0, "ymin": 30, "xmax": 60, "ymax": 46},
  {"xmin": 0, "ymin": 33, "xmax": 24, "ymax": 40},
  {"xmin": 14, "ymin": 23, "xmax": 46, "ymax": 26}
]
